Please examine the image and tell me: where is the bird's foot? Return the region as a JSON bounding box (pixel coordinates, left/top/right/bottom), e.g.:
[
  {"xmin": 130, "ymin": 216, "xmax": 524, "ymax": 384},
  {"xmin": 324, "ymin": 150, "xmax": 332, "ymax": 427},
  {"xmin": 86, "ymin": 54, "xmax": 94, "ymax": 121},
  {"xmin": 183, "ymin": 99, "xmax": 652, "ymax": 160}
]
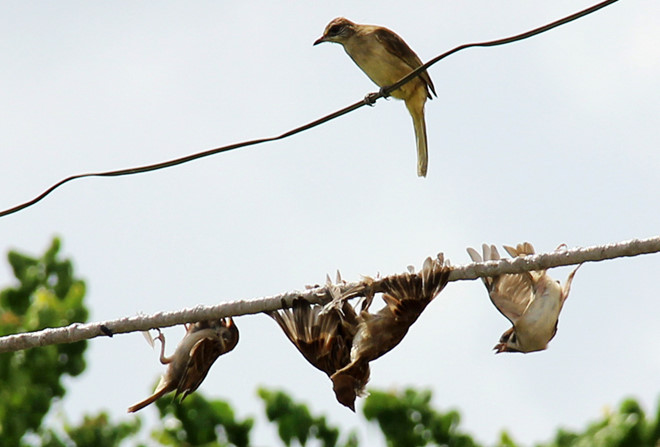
[
  {"xmin": 363, "ymin": 92, "xmax": 380, "ymax": 106},
  {"xmin": 155, "ymin": 329, "xmax": 165, "ymax": 345},
  {"xmin": 378, "ymin": 86, "xmax": 391, "ymax": 99}
]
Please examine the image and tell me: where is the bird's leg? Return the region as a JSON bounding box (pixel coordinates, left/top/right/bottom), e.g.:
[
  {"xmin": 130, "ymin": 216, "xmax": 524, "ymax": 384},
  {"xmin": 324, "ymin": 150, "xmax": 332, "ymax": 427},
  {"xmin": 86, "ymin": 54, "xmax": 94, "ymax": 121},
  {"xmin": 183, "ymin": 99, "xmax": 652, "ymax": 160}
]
[
  {"xmin": 363, "ymin": 91, "xmax": 380, "ymax": 106},
  {"xmin": 378, "ymin": 86, "xmax": 391, "ymax": 99},
  {"xmin": 359, "ymin": 277, "xmax": 376, "ymax": 312},
  {"xmin": 155, "ymin": 329, "xmax": 173, "ymax": 365},
  {"xmin": 321, "ymin": 281, "xmax": 366, "ymax": 315}
]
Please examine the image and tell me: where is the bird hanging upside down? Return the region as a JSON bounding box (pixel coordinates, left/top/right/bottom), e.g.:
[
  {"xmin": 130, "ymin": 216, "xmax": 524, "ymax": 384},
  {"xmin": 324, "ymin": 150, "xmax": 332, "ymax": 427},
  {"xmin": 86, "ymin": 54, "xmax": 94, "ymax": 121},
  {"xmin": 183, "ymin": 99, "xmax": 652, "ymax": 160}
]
[
  {"xmin": 329, "ymin": 256, "xmax": 451, "ymax": 394},
  {"xmin": 127, "ymin": 317, "xmax": 239, "ymax": 413},
  {"xmin": 467, "ymin": 243, "xmax": 580, "ymax": 353}
]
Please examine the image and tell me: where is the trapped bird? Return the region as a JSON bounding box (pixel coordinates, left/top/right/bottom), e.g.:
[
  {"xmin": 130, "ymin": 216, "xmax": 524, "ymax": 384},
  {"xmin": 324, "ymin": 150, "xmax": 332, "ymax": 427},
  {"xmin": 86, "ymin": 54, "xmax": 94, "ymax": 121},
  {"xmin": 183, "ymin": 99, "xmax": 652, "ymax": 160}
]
[
  {"xmin": 329, "ymin": 255, "xmax": 451, "ymax": 400},
  {"xmin": 314, "ymin": 17, "xmax": 436, "ymax": 177},
  {"xmin": 467, "ymin": 243, "xmax": 580, "ymax": 353},
  {"xmin": 267, "ymin": 287, "xmax": 367, "ymax": 411},
  {"xmin": 127, "ymin": 317, "xmax": 239, "ymax": 413}
]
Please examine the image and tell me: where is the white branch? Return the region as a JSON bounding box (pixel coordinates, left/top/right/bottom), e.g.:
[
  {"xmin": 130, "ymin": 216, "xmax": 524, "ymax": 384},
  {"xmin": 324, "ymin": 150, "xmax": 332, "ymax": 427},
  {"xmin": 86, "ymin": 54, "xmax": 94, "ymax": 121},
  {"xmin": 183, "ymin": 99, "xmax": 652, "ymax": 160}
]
[{"xmin": 1, "ymin": 235, "xmax": 659, "ymax": 353}]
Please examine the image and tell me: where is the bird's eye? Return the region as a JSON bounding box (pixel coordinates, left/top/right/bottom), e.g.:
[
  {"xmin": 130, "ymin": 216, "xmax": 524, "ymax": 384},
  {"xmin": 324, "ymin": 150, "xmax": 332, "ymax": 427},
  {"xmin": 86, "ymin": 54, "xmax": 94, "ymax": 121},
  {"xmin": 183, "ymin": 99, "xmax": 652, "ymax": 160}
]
[{"xmin": 328, "ymin": 24, "xmax": 343, "ymax": 35}]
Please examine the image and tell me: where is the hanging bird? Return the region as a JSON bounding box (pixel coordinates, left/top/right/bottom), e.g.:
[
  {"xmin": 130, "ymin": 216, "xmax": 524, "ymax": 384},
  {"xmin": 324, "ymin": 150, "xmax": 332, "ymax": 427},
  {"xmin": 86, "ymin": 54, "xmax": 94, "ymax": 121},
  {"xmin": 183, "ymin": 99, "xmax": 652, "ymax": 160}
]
[
  {"xmin": 314, "ymin": 17, "xmax": 436, "ymax": 177},
  {"xmin": 467, "ymin": 243, "xmax": 580, "ymax": 353},
  {"xmin": 127, "ymin": 317, "xmax": 239, "ymax": 413},
  {"xmin": 330, "ymin": 255, "xmax": 451, "ymax": 395},
  {"xmin": 268, "ymin": 292, "xmax": 367, "ymax": 411}
]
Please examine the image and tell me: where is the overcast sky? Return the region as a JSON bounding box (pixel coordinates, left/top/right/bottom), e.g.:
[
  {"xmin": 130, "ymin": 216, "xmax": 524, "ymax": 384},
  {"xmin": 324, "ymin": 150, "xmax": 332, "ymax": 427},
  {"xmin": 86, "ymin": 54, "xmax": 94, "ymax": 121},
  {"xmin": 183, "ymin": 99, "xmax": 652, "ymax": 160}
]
[{"xmin": 1, "ymin": 1, "xmax": 659, "ymax": 445}]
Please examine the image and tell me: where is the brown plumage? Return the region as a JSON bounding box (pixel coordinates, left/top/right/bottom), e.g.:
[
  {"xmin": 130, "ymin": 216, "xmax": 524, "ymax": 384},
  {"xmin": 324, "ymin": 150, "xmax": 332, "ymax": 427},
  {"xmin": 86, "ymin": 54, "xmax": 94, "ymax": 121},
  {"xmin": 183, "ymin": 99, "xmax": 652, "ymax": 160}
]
[
  {"xmin": 330, "ymin": 256, "xmax": 451, "ymax": 397},
  {"xmin": 314, "ymin": 17, "xmax": 436, "ymax": 177},
  {"xmin": 268, "ymin": 297, "xmax": 366, "ymax": 411},
  {"xmin": 467, "ymin": 243, "xmax": 580, "ymax": 353},
  {"xmin": 127, "ymin": 317, "xmax": 239, "ymax": 413}
]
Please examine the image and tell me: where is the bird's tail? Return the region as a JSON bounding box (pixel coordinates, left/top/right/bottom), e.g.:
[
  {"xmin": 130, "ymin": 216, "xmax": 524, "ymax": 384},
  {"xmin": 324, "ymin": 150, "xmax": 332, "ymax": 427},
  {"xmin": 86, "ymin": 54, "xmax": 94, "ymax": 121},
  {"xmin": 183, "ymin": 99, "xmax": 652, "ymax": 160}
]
[
  {"xmin": 127, "ymin": 387, "xmax": 168, "ymax": 413},
  {"xmin": 406, "ymin": 98, "xmax": 428, "ymax": 177}
]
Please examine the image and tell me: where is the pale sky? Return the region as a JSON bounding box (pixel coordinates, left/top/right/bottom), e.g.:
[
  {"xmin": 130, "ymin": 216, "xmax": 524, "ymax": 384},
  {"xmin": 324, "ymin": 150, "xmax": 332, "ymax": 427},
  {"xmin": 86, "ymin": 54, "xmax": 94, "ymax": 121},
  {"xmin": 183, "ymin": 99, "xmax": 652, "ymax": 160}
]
[{"xmin": 1, "ymin": 1, "xmax": 659, "ymax": 445}]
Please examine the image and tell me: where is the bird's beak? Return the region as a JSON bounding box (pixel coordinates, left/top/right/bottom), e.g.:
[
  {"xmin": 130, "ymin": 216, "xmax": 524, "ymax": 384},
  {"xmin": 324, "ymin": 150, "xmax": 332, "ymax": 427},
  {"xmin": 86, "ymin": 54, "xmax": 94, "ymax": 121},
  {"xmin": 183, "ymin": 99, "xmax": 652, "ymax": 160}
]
[{"xmin": 313, "ymin": 35, "xmax": 327, "ymax": 46}]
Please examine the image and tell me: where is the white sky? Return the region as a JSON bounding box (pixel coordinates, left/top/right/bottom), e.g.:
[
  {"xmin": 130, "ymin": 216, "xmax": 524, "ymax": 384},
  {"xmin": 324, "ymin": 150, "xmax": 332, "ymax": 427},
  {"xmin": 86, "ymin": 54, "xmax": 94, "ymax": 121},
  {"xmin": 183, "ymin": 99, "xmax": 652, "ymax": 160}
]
[{"xmin": 1, "ymin": 1, "xmax": 659, "ymax": 445}]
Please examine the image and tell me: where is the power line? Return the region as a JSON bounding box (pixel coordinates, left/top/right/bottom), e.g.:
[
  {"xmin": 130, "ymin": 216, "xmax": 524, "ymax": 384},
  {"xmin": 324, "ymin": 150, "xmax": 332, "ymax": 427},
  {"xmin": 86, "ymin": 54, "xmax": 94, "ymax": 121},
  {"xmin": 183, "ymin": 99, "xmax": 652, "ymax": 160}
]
[
  {"xmin": 0, "ymin": 0, "xmax": 620, "ymax": 218},
  {"xmin": 0, "ymin": 233, "xmax": 656, "ymax": 353}
]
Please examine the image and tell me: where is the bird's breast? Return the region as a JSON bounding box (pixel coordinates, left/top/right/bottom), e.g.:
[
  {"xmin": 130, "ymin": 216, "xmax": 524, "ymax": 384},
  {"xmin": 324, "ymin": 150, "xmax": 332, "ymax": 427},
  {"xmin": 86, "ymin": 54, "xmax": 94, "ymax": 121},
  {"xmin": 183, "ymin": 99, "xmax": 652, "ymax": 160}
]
[{"xmin": 343, "ymin": 37, "xmax": 421, "ymax": 99}]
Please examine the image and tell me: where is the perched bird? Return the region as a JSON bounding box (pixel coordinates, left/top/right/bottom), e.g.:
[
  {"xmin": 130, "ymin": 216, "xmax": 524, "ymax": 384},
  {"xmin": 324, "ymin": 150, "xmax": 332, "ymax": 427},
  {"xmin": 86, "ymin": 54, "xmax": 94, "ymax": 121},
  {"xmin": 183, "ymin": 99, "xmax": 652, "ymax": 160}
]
[
  {"xmin": 330, "ymin": 256, "xmax": 451, "ymax": 395},
  {"xmin": 127, "ymin": 317, "xmax": 239, "ymax": 413},
  {"xmin": 268, "ymin": 295, "xmax": 367, "ymax": 411},
  {"xmin": 467, "ymin": 243, "xmax": 580, "ymax": 353},
  {"xmin": 314, "ymin": 17, "xmax": 436, "ymax": 177}
]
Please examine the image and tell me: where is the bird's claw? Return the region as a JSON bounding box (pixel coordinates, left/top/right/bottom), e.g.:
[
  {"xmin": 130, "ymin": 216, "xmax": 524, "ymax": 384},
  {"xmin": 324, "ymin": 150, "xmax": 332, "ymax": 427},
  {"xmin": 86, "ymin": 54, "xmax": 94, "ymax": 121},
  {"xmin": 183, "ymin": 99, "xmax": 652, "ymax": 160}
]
[
  {"xmin": 378, "ymin": 86, "xmax": 390, "ymax": 99},
  {"xmin": 364, "ymin": 92, "xmax": 380, "ymax": 106}
]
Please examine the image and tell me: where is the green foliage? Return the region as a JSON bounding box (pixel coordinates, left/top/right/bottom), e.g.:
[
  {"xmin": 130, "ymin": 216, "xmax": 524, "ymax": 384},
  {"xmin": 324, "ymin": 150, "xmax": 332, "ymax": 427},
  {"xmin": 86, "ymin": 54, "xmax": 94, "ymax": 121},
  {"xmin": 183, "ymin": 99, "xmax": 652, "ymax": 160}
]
[
  {"xmin": 64, "ymin": 412, "xmax": 141, "ymax": 447},
  {"xmin": 362, "ymin": 388, "xmax": 480, "ymax": 447},
  {"xmin": 496, "ymin": 431, "xmax": 520, "ymax": 447},
  {"xmin": 258, "ymin": 388, "xmax": 358, "ymax": 447},
  {"xmin": 0, "ymin": 238, "xmax": 88, "ymax": 445},
  {"xmin": 24, "ymin": 412, "xmax": 141, "ymax": 447},
  {"xmin": 537, "ymin": 397, "xmax": 660, "ymax": 447},
  {"xmin": 151, "ymin": 393, "xmax": 254, "ymax": 447},
  {"xmin": 0, "ymin": 239, "xmax": 658, "ymax": 447}
]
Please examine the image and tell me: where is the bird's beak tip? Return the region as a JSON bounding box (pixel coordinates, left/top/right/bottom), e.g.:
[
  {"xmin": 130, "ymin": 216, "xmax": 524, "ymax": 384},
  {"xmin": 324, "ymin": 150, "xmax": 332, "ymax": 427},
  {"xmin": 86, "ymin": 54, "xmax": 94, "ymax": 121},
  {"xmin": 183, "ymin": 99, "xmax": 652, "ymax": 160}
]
[{"xmin": 313, "ymin": 36, "xmax": 325, "ymax": 46}]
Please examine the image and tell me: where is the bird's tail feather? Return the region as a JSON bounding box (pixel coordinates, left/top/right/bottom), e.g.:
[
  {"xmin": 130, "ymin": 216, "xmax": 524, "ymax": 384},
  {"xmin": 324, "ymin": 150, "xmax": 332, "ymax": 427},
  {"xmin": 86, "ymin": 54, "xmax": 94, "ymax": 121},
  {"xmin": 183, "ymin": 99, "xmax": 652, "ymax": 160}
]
[
  {"xmin": 127, "ymin": 387, "xmax": 168, "ymax": 413},
  {"xmin": 406, "ymin": 100, "xmax": 428, "ymax": 177}
]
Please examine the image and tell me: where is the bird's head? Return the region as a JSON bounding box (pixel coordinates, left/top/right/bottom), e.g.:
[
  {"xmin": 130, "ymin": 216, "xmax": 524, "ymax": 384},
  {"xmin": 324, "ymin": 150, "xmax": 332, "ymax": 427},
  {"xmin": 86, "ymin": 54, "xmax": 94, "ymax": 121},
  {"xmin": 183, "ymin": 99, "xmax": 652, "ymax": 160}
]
[
  {"xmin": 217, "ymin": 317, "xmax": 239, "ymax": 351},
  {"xmin": 314, "ymin": 17, "xmax": 357, "ymax": 46},
  {"xmin": 331, "ymin": 373, "xmax": 358, "ymax": 412},
  {"xmin": 493, "ymin": 329, "xmax": 524, "ymax": 354}
]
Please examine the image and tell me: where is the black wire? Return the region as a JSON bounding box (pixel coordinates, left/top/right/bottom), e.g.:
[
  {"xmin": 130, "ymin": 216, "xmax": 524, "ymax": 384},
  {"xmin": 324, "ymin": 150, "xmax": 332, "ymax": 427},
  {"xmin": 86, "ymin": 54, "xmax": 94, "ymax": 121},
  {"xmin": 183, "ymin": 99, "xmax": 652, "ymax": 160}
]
[
  {"xmin": 381, "ymin": 0, "xmax": 620, "ymax": 98},
  {"xmin": 0, "ymin": 0, "xmax": 619, "ymax": 218},
  {"xmin": 0, "ymin": 99, "xmax": 365, "ymax": 217}
]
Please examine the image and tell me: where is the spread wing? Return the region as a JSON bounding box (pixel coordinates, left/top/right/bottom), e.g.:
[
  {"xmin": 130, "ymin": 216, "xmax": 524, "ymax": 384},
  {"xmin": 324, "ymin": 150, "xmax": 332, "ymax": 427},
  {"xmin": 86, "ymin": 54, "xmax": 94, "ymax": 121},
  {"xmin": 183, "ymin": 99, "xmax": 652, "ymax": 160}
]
[
  {"xmin": 488, "ymin": 272, "xmax": 535, "ymax": 323},
  {"xmin": 503, "ymin": 242, "xmax": 536, "ymax": 258},
  {"xmin": 269, "ymin": 299, "xmax": 354, "ymax": 377},
  {"xmin": 468, "ymin": 244, "xmax": 535, "ymax": 324},
  {"xmin": 380, "ymin": 256, "xmax": 450, "ymax": 326},
  {"xmin": 373, "ymin": 28, "xmax": 436, "ymax": 98}
]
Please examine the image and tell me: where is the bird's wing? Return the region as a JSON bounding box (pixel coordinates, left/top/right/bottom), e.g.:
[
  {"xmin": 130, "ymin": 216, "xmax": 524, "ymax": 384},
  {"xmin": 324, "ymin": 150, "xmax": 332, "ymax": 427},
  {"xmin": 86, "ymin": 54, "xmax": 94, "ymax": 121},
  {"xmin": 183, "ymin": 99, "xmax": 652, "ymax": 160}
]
[
  {"xmin": 269, "ymin": 299, "xmax": 352, "ymax": 377},
  {"xmin": 503, "ymin": 242, "xmax": 537, "ymax": 260},
  {"xmin": 373, "ymin": 28, "xmax": 436, "ymax": 97},
  {"xmin": 380, "ymin": 257, "xmax": 450, "ymax": 325},
  {"xmin": 488, "ymin": 272, "xmax": 536, "ymax": 323},
  {"xmin": 467, "ymin": 244, "xmax": 501, "ymax": 291},
  {"xmin": 177, "ymin": 335, "xmax": 223, "ymax": 398}
]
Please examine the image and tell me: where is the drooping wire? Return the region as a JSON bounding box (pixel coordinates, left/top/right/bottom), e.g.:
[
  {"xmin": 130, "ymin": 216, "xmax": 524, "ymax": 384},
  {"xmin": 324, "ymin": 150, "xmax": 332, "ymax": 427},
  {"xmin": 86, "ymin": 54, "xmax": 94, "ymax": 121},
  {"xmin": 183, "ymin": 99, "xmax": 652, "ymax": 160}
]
[{"xmin": 0, "ymin": 0, "xmax": 619, "ymax": 218}]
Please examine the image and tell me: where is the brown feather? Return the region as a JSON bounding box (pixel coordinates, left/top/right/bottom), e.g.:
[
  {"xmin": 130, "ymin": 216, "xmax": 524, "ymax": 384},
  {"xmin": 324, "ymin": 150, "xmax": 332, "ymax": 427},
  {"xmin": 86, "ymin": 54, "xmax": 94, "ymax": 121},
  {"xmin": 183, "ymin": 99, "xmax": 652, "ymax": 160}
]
[
  {"xmin": 373, "ymin": 28, "xmax": 436, "ymax": 98},
  {"xmin": 127, "ymin": 318, "xmax": 239, "ymax": 412}
]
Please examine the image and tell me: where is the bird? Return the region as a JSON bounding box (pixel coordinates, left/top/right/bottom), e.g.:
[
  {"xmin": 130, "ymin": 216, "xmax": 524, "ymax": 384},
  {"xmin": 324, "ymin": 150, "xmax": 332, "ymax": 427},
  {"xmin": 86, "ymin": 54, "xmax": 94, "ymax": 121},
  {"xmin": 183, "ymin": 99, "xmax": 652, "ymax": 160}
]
[
  {"xmin": 127, "ymin": 317, "xmax": 239, "ymax": 413},
  {"xmin": 467, "ymin": 243, "xmax": 580, "ymax": 353},
  {"xmin": 314, "ymin": 17, "xmax": 436, "ymax": 177},
  {"xmin": 330, "ymin": 255, "xmax": 451, "ymax": 395},
  {"xmin": 267, "ymin": 293, "xmax": 367, "ymax": 411}
]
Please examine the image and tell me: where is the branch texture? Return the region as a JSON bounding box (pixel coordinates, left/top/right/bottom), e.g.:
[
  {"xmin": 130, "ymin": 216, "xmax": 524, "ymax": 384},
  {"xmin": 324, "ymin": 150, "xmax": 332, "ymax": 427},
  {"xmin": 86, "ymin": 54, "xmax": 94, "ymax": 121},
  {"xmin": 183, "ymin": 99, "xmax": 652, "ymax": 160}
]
[{"xmin": 0, "ymin": 235, "xmax": 658, "ymax": 353}]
